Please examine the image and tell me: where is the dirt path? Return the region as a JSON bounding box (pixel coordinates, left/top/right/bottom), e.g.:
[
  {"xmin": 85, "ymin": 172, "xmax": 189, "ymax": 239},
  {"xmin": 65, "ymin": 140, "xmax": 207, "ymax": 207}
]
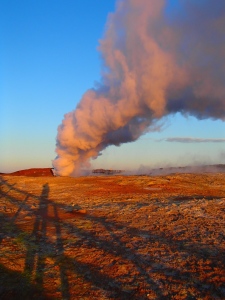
[{"xmin": 0, "ymin": 173, "xmax": 225, "ymax": 299}]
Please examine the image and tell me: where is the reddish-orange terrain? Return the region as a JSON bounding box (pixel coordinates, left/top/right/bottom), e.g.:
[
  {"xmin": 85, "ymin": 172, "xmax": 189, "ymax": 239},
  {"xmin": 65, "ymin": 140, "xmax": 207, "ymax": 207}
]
[
  {"xmin": 0, "ymin": 168, "xmax": 54, "ymax": 177},
  {"xmin": 0, "ymin": 169, "xmax": 225, "ymax": 299}
]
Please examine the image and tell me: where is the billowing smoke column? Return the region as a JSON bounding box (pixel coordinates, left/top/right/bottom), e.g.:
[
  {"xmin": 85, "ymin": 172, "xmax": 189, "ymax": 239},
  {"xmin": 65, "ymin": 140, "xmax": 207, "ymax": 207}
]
[{"xmin": 53, "ymin": 0, "xmax": 225, "ymax": 176}]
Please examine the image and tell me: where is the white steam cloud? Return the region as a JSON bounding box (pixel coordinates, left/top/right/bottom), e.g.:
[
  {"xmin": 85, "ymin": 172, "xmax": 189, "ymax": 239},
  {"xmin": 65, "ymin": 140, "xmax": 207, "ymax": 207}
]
[{"xmin": 53, "ymin": 0, "xmax": 225, "ymax": 176}]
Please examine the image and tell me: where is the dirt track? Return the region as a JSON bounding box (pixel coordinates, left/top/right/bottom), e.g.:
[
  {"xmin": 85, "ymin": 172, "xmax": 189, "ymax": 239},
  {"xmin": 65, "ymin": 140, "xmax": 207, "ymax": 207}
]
[{"xmin": 0, "ymin": 173, "xmax": 225, "ymax": 299}]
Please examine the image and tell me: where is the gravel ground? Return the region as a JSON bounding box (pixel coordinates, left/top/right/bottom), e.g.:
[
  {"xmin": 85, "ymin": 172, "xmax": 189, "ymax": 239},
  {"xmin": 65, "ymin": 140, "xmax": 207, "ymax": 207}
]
[{"xmin": 0, "ymin": 173, "xmax": 225, "ymax": 299}]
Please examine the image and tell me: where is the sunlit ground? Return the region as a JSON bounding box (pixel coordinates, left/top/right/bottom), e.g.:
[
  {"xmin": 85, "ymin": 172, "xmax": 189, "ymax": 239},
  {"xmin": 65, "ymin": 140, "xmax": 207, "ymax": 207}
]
[{"xmin": 1, "ymin": 174, "xmax": 225, "ymax": 299}]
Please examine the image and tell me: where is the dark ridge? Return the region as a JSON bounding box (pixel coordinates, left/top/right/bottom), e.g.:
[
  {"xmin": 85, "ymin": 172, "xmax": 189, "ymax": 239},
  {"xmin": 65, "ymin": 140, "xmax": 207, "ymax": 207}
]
[{"xmin": 92, "ymin": 169, "xmax": 124, "ymax": 175}]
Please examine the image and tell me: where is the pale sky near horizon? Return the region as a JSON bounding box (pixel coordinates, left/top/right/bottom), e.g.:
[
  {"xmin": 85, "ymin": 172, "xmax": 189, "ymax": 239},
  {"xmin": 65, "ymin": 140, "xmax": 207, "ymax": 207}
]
[{"xmin": 1, "ymin": 0, "xmax": 225, "ymax": 173}]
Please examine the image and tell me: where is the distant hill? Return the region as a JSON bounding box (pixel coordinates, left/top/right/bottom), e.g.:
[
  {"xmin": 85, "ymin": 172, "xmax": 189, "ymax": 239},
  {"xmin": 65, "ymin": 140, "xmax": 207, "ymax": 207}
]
[{"xmin": 0, "ymin": 168, "xmax": 54, "ymax": 177}]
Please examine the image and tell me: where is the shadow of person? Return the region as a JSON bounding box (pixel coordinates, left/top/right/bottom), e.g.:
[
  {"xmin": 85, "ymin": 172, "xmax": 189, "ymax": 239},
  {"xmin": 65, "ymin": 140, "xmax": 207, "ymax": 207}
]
[
  {"xmin": 24, "ymin": 183, "xmax": 49, "ymax": 294},
  {"xmin": 41, "ymin": 183, "xmax": 49, "ymax": 197},
  {"xmin": 23, "ymin": 183, "xmax": 71, "ymax": 299}
]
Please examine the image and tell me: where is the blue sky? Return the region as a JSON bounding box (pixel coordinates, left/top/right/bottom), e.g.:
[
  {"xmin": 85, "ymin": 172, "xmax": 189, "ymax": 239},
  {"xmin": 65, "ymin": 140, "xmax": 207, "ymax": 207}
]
[{"xmin": 1, "ymin": 0, "xmax": 224, "ymax": 173}]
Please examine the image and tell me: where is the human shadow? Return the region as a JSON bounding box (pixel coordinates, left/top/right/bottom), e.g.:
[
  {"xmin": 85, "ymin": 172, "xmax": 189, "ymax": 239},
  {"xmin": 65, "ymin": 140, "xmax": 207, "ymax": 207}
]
[
  {"xmin": 23, "ymin": 183, "xmax": 49, "ymax": 297},
  {"xmin": 23, "ymin": 183, "xmax": 71, "ymax": 299},
  {"xmin": 0, "ymin": 178, "xmax": 70, "ymax": 299}
]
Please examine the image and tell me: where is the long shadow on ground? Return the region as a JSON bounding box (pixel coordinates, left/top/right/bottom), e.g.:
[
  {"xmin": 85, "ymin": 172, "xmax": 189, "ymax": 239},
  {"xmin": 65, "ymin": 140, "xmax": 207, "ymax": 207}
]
[{"xmin": 1, "ymin": 175, "xmax": 225, "ymax": 299}]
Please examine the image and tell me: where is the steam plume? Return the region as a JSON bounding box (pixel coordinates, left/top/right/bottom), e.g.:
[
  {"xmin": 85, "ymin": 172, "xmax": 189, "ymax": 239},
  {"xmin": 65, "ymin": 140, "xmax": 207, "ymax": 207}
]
[{"xmin": 53, "ymin": 0, "xmax": 225, "ymax": 176}]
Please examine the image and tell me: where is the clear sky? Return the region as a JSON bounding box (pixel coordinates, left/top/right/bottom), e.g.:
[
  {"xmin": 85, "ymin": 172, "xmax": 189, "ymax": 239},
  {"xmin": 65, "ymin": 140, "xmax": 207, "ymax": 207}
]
[{"xmin": 1, "ymin": 0, "xmax": 225, "ymax": 173}]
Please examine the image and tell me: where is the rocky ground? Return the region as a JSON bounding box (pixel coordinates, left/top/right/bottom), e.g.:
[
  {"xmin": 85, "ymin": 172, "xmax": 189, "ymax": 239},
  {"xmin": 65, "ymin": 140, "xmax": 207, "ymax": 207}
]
[{"xmin": 0, "ymin": 172, "xmax": 225, "ymax": 299}]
